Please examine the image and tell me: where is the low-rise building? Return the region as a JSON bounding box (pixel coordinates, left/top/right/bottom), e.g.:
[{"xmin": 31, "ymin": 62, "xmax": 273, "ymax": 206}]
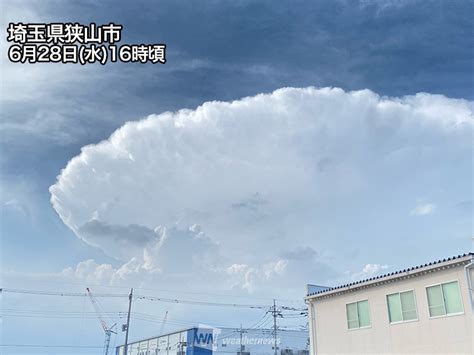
[
  {"xmin": 116, "ymin": 326, "xmax": 309, "ymax": 355},
  {"xmin": 305, "ymin": 253, "xmax": 473, "ymax": 354}
]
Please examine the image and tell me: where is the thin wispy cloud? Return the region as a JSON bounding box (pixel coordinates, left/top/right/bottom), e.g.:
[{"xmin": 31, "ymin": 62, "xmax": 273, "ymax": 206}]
[
  {"xmin": 351, "ymin": 263, "xmax": 391, "ymax": 280},
  {"xmin": 411, "ymin": 200, "xmax": 436, "ymax": 216}
]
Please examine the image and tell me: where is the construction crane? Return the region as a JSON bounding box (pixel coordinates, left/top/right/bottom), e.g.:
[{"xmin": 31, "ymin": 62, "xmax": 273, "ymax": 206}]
[
  {"xmin": 160, "ymin": 311, "xmax": 168, "ymax": 335},
  {"xmin": 86, "ymin": 287, "xmax": 117, "ymax": 355}
]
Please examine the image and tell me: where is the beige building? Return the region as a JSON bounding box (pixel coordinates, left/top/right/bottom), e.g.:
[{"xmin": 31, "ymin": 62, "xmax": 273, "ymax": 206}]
[{"xmin": 305, "ymin": 253, "xmax": 473, "ymax": 354}]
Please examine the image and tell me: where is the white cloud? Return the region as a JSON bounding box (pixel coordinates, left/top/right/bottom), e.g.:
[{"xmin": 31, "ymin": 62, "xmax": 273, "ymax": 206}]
[
  {"xmin": 351, "ymin": 263, "xmax": 390, "ymax": 280},
  {"xmin": 226, "ymin": 259, "xmax": 289, "ymax": 293},
  {"xmin": 362, "ymin": 263, "xmax": 390, "ymax": 274},
  {"xmin": 411, "ymin": 201, "xmax": 436, "ymax": 216},
  {"xmin": 49, "ymin": 87, "xmax": 473, "ymax": 295},
  {"xmin": 3, "ymin": 199, "xmax": 30, "ymax": 218},
  {"xmin": 0, "ymin": 178, "xmax": 43, "ymax": 221}
]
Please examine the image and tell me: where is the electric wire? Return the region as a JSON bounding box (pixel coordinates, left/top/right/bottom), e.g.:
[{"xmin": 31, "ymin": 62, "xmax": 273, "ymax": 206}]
[{"xmin": 1, "ymin": 288, "xmax": 269, "ymax": 309}]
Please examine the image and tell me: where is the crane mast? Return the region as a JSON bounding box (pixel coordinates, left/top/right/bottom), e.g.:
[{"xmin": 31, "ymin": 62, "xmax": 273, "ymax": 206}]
[
  {"xmin": 160, "ymin": 311, "xmax": 168, "ymax": 335},
  {"xmin": 86, "ymin": 287, "xmax": 117, "ymax": 355}
]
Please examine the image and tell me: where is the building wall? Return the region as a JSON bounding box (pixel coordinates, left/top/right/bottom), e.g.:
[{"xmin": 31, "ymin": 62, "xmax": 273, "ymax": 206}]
[
  {"xmin": 117, "ymin": 327, "xmax": 309, "ymax": 355},
  {"xmin": 309, "ymin": 266, "xmax": 473, "ymax": 354},
  {"xmin": 116, "ymin": 329, "xmax": 191, "ymax": 355}
]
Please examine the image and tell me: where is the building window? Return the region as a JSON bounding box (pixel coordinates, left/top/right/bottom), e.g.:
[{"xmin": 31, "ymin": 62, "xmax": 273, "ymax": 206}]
[
  {"xmin": 426, "ymin": 280, "xmax": 464, "ymax": 317},
  {"xmin": 386, "ymin": 290, "xmax": 417, "ymax": 323},
  {"xmin": 346, "ymin": 300, "xmax": 370, "ymax": 329}
]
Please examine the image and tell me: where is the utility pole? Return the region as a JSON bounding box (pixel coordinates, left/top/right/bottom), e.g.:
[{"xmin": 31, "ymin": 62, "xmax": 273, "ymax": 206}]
[
  {"xmin": 272, "ymin": 299, "xmax": 278, "ymax": 355},
  {"xmin": 238, "ymin": 323, "xmax": 247, "ymax": 355},
  {"xmin": 124, "ymin": 288, "xmax": 133, "ymax": 355},
  {"xmin": 240, "ymin": 324, "xmax": 243, "ymax": 354}
]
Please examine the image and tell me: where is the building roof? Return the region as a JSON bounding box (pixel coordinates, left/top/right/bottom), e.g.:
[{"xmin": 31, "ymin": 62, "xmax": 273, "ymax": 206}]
[
  {"xmin": 117, "ymin": 327, "xmax": 197, "ymax": 348},
  {"xmin": 305, "ymin": 252, "xmax": 473, "ymax": 300}
]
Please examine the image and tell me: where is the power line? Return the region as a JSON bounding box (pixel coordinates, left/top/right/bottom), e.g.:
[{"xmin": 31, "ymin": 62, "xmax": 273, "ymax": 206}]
[
  {"xmin": 131, "ymin": 313, "xmax": 234, "ymax": 329},
  {"xmin": 1, "ymin": 308, "xmax": 265, "ymax": 331},
  {"xmin": 258, "ymin": 316, "xmax": 273, "ymax": 329},
  {"xmin": 1, "ymin": 288, "xmax": 270, "ymax": 309},
  {"xmin": 1, "ymin": 278, "xmax": 303, "ymax": 303},
  {"xmin": 0, "ymin": 308, "xmax": 127, "ymax": 319},
  {"xmin": 1, "ymin": 288, "xmax": 127, "ymax": 298},
  {"xmin": 1, "ymin": 314, "xmax": 124, "ymax": 320},
  {"xmin": 248, "ymin": 312, "xmax": 271, "ymax": 329},
  {"xmin": 1, "ymin": 286, "xmax": 308, "ymax": 348},
  {"xmin": 0, "ymin": 344, "xmax": 102, "ymax": 348},
  {"xmin": 135, "ymin": 294, "xmax": 268, "ymax": 309}
]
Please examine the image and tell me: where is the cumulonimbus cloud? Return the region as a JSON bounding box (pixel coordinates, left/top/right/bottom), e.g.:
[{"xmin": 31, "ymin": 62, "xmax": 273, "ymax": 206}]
[{"xmin": 49, "ymin": 87, "xmax": 472, "ymax": 291}]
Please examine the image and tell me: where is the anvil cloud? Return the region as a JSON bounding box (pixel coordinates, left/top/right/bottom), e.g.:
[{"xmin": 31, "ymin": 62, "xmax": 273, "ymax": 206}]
[{"xmin": 50, "ymin": 87, "xmax": 473, "ymax": 292}]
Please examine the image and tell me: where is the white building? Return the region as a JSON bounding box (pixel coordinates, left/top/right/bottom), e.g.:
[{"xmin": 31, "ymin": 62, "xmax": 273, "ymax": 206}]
[
  {"xmin": 117, "ymin": 327, "xmax": 309, "ymax": 355},
  {"xmin": 305, "ymin": 253, "xmax": 473, "ymax": 354}
]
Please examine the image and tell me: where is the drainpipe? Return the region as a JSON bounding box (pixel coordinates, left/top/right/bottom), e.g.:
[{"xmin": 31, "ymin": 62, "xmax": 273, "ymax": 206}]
[
  {"xmin": 464, "ymin": 257, "xmax": 474, "ymax": 314},
  {"xmin": 306, "ymin": 299, "xmax": 317, "ymax": 355}
]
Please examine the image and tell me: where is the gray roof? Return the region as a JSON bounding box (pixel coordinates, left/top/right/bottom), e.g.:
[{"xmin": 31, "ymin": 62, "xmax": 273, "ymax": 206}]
[{"xmin": 306, "ymin": 252, "xmax": 473, "ymax": 299}]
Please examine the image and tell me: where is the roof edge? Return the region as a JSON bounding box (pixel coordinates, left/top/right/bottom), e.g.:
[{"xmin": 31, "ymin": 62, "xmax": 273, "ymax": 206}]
[{"xmin": 305, "ymin": 252, "xmax": 473, "ymax": 300}]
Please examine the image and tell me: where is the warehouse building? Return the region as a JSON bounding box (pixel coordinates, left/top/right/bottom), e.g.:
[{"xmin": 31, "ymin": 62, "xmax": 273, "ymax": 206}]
[
  {"xmin": 305, "ymin": 253, "xmax": 473, "ymax": 354},
  {"xmin": 116, "ymin": 326, "xmax": 309, "ymax": 355}
]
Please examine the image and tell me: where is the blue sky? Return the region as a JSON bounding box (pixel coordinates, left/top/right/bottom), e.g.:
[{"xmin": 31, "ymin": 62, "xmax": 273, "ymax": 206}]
[{"xmin": 1, "ymin": 0, "xmax": 473, "ymax": 353}]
